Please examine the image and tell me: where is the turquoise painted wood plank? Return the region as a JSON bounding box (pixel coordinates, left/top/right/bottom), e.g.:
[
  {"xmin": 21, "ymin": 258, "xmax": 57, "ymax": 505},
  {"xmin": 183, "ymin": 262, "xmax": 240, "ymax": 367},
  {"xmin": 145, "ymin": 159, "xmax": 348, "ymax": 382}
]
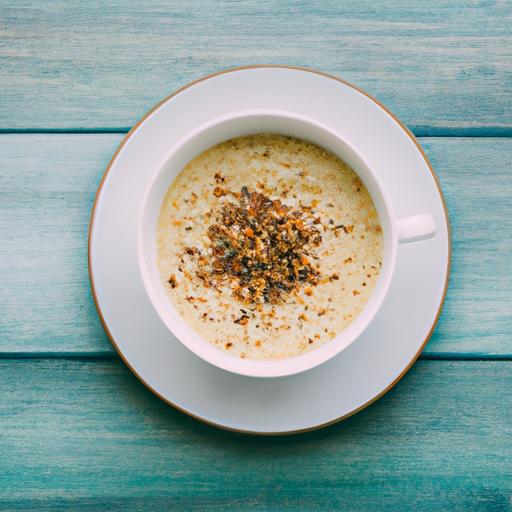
[
  {"xmin": 0, "ymin": 135, "xmax": 117, "ymax": 355},
  {"xmin": 1, "ymin": 135, "xmax": 511, "ymax": 356},
  {"xmin": 421, "ymin": 138, "xmax": 512, "ymax": 356},
  {"xmin": 0, "ymin": 359, "xmax": 510, "ymax": 510},
  {"xmin": 0, "ymin": 1, "xmax": 511, "ymax": 131}
]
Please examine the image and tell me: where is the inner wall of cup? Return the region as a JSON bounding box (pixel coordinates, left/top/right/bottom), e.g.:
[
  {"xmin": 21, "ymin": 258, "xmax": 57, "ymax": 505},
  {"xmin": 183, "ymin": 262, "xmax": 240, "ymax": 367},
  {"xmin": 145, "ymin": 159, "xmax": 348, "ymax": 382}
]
[{"xmin": 141, "ymin": 112, "xmax": 394, "ymax": 354}]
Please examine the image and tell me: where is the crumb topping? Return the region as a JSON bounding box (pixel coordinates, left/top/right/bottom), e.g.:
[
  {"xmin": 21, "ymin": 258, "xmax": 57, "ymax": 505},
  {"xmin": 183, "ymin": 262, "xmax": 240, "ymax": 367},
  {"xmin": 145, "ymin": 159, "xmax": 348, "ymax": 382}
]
[{"xmin": 189, "ymin": 186, "xmax": 323, "ymax": 306}]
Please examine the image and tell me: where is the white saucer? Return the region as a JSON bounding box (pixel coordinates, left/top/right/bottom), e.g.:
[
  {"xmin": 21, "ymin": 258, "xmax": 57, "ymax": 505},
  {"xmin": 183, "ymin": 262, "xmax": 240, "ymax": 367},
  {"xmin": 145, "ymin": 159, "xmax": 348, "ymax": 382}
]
[{"xmin": 89, "ymin": 66, "xmax": 450, "ymax": 434}]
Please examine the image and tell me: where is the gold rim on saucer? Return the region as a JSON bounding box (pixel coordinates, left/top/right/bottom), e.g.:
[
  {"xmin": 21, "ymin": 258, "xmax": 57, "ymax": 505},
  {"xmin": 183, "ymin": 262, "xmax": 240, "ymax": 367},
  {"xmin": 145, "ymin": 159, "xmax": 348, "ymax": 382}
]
[{"xmin": 88, "ymin": 65, "xmax": 451, "ymax": 436}]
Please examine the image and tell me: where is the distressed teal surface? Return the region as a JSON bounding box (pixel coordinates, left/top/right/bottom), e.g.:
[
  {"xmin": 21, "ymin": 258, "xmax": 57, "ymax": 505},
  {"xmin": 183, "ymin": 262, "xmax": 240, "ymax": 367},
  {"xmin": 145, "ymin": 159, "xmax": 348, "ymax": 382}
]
[
  {"xmin": 1, "ymin": 135, "xmax": 510, "ymax": 356},
  {"xmin": 0, "ymin": 359, "xmax": 511, "ymax": 511},
  {"xmin": 0, "ymin": 1, "xmax": 511, "ymax": 132},
  {"xmin": 1, "ymin": 1, "xmax": 511, "ymax": 508}
]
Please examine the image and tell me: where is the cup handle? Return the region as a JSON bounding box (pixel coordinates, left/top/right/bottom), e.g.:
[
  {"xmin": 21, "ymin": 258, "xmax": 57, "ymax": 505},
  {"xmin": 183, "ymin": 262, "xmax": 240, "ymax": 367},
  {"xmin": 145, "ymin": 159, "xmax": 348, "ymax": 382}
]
[{"xmin": 397, "ymin": 214, "xmax": 436, "ymax": 244}]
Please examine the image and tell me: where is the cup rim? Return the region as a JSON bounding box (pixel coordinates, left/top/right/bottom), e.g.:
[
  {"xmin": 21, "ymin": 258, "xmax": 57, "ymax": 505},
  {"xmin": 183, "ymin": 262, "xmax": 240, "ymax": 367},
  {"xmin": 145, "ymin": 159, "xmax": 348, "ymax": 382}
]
[{"xmin": 138, "ymin": 109, "xmax": 398, "ymax": 378}]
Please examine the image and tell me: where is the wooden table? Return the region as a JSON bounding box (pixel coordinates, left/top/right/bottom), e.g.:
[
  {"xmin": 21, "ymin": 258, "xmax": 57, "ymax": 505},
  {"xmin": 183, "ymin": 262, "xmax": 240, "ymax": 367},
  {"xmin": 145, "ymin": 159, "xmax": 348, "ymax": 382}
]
[{"xmin": 1, "ymin": 2, "xmax": 511, "ymax": 510}]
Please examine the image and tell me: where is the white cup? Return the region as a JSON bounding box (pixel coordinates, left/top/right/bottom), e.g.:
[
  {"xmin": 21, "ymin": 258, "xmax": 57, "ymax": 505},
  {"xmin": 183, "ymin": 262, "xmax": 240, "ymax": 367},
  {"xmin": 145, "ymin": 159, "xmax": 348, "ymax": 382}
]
[{"xmin": 139, "ymin": 110, "xmax": 436, "ymax": 378}]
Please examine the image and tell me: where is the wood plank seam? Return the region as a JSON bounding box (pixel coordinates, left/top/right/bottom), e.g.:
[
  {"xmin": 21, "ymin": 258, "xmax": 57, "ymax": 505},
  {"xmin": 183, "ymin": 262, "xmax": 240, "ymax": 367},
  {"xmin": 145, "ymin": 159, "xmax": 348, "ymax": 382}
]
[{"xmin": 0, "ymin": 127, "xmax": 511, "ymax": 137}]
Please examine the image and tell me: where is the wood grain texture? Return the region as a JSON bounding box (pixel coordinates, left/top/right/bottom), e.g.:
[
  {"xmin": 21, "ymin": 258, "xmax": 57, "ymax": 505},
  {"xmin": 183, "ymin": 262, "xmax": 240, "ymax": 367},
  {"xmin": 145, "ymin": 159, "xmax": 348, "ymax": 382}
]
[
  {"xmin": 1, "ymin": 1, "xmax": 511, "ymax": 132},
  {"xmin": 422, "ymin": 138, "xmax": 512, "ymax": 356},
  {"xmin": 1, "ymin": 135, "xmax": 511, "ymax": 356},
  {"xmin": 0, "ymin": 359, "xmax": 510, "ymax": 510},
  {"xmin": 0, "ymin": 135, "xmax": 117, "ymax": 355}
]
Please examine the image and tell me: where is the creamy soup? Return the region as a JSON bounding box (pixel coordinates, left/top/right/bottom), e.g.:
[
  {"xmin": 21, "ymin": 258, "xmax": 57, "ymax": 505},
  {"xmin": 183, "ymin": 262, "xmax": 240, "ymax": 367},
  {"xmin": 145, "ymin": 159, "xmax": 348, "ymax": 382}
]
[{"xmin": 157, "ymin": 134, "xmax": 382, "ymax": 360}]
